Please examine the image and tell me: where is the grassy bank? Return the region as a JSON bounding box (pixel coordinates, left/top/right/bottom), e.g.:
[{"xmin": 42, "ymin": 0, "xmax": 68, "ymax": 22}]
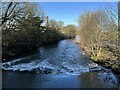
[{"xmin": 79, "ymin": 44, "xmax": 120, "ymax": 74}]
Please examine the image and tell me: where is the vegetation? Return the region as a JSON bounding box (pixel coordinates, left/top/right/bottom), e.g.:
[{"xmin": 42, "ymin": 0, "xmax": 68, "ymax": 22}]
[
  {"xmin": 62, "ymin": 25, "xmax": 77, "ymax": 38},
  {"xmin": 48, "ymin": 19, "xmax": 77, "ymax": 38},
  {"xmin": 77, "ymin": 3, "xmax": 120, "ymax": 73},
  {"xmin": 2, "ymin": 2, "xmax": 67, "ymax": 61},
  {"xmin": 2, "ymin": 2, "xmax": 119, "ymax": 74},
  {"xmin": 48, "ymin": 19, "xmax": 64, "ymax": 31}
]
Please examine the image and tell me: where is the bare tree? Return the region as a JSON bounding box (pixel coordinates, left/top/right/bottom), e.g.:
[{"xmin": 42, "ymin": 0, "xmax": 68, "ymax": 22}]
[
  {"xmin": 62, "ymin": 25, "xmax": 76, "ymax": 38},
  {"xmin": 78, "ymin": 9, "xmax": 116, "ymax": 60},
  {"xmin": 48, "ymin": 19, "xmax": 64, "ymax": 31}
]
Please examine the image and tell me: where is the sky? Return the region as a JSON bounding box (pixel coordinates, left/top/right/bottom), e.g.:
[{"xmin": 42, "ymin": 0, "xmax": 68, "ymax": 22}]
[{"xmin": 39, "ymin": 2, "xmax": 117, "ymax": 26}]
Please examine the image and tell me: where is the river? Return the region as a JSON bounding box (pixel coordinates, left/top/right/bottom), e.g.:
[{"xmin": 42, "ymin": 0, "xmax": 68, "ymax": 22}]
[{"xmin": 2, "ymin": 40, "xmax": 120, "ymax": 88}]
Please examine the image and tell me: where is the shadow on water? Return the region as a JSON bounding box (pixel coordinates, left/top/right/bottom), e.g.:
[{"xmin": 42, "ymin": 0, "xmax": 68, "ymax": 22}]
[
  {"xmin": 79, "ymin": 72, "xmax": 118, "ymax": 88},
  {"xmin": 2, "ymin": 71, "xmax": 53, "ymax": 88},
  {"xmin": 2, "ymin": 71, "xmax": 119, "ymax": 88}
]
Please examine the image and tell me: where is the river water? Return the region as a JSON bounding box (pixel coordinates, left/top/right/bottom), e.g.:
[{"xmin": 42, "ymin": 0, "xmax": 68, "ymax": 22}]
[{"xmin": 2, "ymin": 40, "xmax": 120, "ymax": 88}]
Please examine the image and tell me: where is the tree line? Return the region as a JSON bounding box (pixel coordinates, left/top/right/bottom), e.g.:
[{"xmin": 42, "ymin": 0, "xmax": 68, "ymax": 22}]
[
  {"xmin": 1, "ymin": 2, "xmax": 77, "ymax": 61},
  {"xmin": 77, "ymin": 3, "xmax": 120, "ymax": 73}
]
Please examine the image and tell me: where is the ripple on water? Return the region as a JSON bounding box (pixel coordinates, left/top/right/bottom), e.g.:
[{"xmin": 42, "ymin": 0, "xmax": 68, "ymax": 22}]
[
  {"xmin": 2, "ymin": 57, "xmax": 109, "ymax": 75},
  {"xmin": 2, "ymin": 40, "xmax": 119, "ymax": 88}
]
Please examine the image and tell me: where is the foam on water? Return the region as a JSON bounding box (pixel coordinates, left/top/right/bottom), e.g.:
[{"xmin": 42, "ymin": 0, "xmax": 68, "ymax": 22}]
[
  {"xmin": 2, "ymin": 57, "xmax": 107, "ymax": 74},
  {"xmin": 2, "ymin": 59, "xmax": 54, "ymax": 73}
]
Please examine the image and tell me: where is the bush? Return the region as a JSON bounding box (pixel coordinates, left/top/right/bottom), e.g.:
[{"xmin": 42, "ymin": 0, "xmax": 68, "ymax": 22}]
[{"xmin": 2, "ymin": 27, "xmax": 66, "ymax": 61}]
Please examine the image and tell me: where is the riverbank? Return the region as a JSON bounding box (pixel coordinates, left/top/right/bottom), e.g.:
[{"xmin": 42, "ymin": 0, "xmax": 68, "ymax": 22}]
[
  {"xmin": 92, "ymin": 60, "xmax": 120, "ymax": 74},
  {"xmin": 91, "ymin": 55, "xmax": 120, "ymax": 74},
  {"xmin": 2, "ymin": 29, "xmax": 68, "ymax": 62},
  {"xmin": 77, "ymin": 42, "xmax": 120, "ymax": 74}
]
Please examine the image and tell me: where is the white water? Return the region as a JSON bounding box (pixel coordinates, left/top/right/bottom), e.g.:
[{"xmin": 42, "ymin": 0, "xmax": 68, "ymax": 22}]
[
  {"xmin": 2, "ymin": 56, "xmax": 107, "ymax": 74},
  {"xmin": 2, "ymin": 40, "xmax": 119, "ymax": 88},
  {"xmin": 1, "ymin": 39, "xmax": 108, "ymax": 74}
]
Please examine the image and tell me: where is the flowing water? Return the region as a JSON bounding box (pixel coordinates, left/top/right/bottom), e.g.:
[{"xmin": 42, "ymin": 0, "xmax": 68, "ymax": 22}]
[{"xmin": 2, "ymin": 40, "xmax": 120, "ymax": 88}]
